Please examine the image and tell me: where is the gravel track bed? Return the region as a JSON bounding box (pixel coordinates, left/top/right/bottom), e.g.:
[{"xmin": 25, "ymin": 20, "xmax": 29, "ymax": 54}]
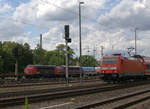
[
  {"xmin": 0, "ymin": 80, "xmax": 103, "ymax": 93},
  {"xmin": 126, "ymin": 99, "xmax": 150, "ymax": 109},
  {"xmin": 94, "ymin": 91, "xmax": 150, "ymax": 109},
  {"xmin": 3, "ymin": 83, "xmax": 150, "ymax": 109}
]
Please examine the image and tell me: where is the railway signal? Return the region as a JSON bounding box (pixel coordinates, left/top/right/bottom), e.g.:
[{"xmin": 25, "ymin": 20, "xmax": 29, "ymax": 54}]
[
  {"xmin": 64, "ymin": 25, "xmax": 72, "ymax": 85},
  {"xmin": 65, "ymin": 25, "xmax": 71, "ymax": 43}
]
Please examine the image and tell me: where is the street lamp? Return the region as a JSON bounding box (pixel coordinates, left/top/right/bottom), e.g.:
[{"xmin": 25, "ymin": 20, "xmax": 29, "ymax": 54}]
[{"xmin": 79, "ymin": 1, "xmax": 84, "ymax": 85}]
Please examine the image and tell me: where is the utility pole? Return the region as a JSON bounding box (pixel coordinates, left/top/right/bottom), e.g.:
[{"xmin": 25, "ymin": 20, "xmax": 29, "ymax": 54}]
[
  {"xmin": 79, "ymin": 1, "xmax": 84, "ymax": 85},
  {"xmin": 87, "ymin": 46, "xmax": 90, "ymax": 56},
  {"xmin": 40, "ymin": 34, "xmax": 42, "ymax": 65},
  {"xmin": 112, "ymin": 45, "xmax": 114, "ymax": 50},
  {"xmin": 14, "ymin": 46, "xmax": 19, "ymax": 80},
  {"xmin": 93, "ymin": 46, "xmax": 96, "ymax": 67},
  {"xmin": 134, "ymin": 28, "xmax": 138, "ymax": 55},
  {"xmin": 15, "ymin": 59, "xmax": 18, "ymax": 79},
  {"xmin": 15, "ymin": 53, "xmax": 18, "ymax": 80},
  {"xmin": 101, "ymin": 46, "xmax": 104, "ymax": 57},
  {"xmin": 87, "ymin": 46, "xmax": 90, "ymax": 66},
  {"xmin": 65, "ymin": 40, "xmax": 69, "ymax": 85},
  {"xmin": 57, "ymin": 48, "xmax": 60, "ymax": 65}
]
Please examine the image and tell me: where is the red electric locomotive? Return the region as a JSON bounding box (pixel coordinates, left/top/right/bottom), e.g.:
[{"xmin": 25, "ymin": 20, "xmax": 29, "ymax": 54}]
[{"xmin": 100, "ymin": 55, "xmax": 150, "ymax": 82}]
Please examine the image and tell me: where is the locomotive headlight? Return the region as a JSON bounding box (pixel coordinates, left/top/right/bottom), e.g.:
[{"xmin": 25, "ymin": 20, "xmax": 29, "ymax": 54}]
[
  {"xmin": 111, "ymin": 67, "xmax": 117, "ymax": 70},
  {"xmin": 102, "ymin": 67, "xmax": 116, "ymax": 70},
  {"xmin": 102, "ymin": 67, "xmax": 108, "ymax": 70}
]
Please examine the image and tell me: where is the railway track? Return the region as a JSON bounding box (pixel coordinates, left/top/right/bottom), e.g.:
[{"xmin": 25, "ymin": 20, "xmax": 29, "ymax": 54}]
[
  {"xmin": 0, "ymin": 79, "xmax": 101, "ymax": 88},
  {"xmin": 74, "ymin": 88, "xmax": 150, "ymax": 109},
  {"xmin": 0, "ymin": 83, "xmax": 109, "ymax": 98},
  {"xmin": 1, "ymin": 81, "xmax": 150, "ymax": 107}
]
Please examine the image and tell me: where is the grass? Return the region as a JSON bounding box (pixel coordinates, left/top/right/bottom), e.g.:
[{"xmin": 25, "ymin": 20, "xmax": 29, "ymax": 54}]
[{"xmin": 24, "ymin": 97, "xmax": 29, "ymax": 109}]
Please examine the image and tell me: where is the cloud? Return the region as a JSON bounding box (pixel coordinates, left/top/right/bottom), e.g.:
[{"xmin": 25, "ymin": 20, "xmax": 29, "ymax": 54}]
[
  {"xmin": 0, "ymin": 4, "xmax": 13, "ymax": 13},
  {"xmin": 11, "ymin": 0, "xmax": 106, "ymax": 52},
  {"xmin": 98, "ymin": 0, "xmax": 150, "ymax": 31},
  {"xmin": 1, "ymin": 0, "xmax": 150, "ymax": 58},
  {"xmin": 41, "ymin": 27, "xmax": 65, "ymax": 50},
  {"xmin": 0, "ymin": 19, "xmax": 24, "ymax": 40},
  {"xmin": 13, "ymin": 0, "xmax": 106, "ymax": 26}
]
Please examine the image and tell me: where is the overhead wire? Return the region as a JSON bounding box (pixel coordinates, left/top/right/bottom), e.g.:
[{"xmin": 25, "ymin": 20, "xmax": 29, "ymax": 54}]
[
  {"xmin": 40, "ymin": 0, "xmax": 132, "ymax": 44},
  {"xmin": 2, "ymin": 0, "xmax": 146, "ymax": 38},
  {"xmin": 40, "ymin": 0, "xmax": 100, "ymax": 23}
]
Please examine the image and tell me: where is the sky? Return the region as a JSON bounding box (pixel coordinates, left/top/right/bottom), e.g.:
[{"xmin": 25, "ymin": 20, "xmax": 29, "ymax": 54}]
[{"xmin": 0, "ymin": 0, "xmax": 150, "ymax": 59}]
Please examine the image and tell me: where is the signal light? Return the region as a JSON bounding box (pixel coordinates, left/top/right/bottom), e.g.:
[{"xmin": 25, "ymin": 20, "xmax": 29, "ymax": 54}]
[
  {"xmin": 67, "ymin": 38, "xmax": 71, "ymax": 43},
  {"xmin": 64, "ymin": 25, "xmax": 71, "ymax": 43},
  {"xmin": 65, "ymin": 25, "xmax": 69, "ymax": 40}
]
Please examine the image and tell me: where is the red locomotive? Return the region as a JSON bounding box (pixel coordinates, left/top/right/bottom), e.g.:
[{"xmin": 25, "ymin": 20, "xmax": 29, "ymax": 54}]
[
  {"xmin": 24, "ymin": 65, "xmax": 81, "ymax": 78},
  {"xmin": 24, "ymin": 65, "xmax": 56, "ymax": 78},
  {"xmin": 100, "ymin": 55, "xmax": 150, "ymax": 82}
]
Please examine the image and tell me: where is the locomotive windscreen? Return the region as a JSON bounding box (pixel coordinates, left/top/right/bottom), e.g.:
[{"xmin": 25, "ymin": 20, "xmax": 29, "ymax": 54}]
[{"xmin": 102, "ymin": 57, "xmax": 117, "ymax": 64}]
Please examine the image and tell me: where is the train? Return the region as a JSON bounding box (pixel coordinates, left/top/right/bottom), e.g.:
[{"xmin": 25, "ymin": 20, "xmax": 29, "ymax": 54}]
[
  {"xmin": 24, "ymin": 65, "xmax": 56, "ymax": 78},
  {"xmin": 100, "ymin": 54, "xmax": 150, "ymax": 82},
  {"xmin": 24, "ymin": 65, "xmax": 100, "ymax": 78}
]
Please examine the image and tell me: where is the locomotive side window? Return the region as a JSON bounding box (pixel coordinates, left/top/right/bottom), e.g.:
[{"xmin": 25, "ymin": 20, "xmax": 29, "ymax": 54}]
[
  {"xmin": 127, "ymin": 57, "xmax": 142, "ymax": 62},
  {"xmin": 102, "ymin": 57, "xmax": 117, "ymax": 64},
  {"xmin": 146, "ymin": 64, "xmax": 150, "ymax": 69}
]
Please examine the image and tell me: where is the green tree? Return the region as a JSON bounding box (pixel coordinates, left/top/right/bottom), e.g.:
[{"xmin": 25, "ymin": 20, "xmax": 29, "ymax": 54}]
[
  {"xmin": 43, "ymin": 50, "xmax": 58, "ymax": 65},
  {"xmin": 0, "ymin": 56, "xmax": 3, "ymax": 73},
  {"xmin": 82, "ymin": 55, "xmax": 98, "ymax": 67},
  {"xmin": 56, "ymin": 44, "xmax": 75, "ymax": 65},
  {"xmin": 2, "ymin": 41, "xmax": 17, "ymax": 73},
  {"xmin": 42, "ymin": 44, "xmax": 75, "ymax": 65},
  {"xmin": 33, "ymin": 44, "xmax": 46, "ymax": 65},
  {"xmin": 0, "ymin": 41, "xmax": 33, "ymax": 73},
  {"xmin": 18, "ymin": 43, "xmax": 33, "ymax": 72},
  {"xmin": 0, "ymin": 41, "xmax": 3, "ymax": 73}
]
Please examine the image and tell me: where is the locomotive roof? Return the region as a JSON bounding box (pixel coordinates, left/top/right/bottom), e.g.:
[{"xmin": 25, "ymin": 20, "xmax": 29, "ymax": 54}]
[
  {"xmin": 103, "ymin": 54, "xmax": 150, "ymax": 59},
  {"xmin": 59, "ymin": 65, "xmax": 80, "ymax": 68},
  {"xmin": 27, "ymin": 65, "xmax": 56, "ymax": 68}
]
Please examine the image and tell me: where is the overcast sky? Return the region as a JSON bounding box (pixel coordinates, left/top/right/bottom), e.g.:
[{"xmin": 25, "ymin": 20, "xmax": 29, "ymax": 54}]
[{"xmin": 0, "ymin": 0, "xmax": 150, "ymax": 58}]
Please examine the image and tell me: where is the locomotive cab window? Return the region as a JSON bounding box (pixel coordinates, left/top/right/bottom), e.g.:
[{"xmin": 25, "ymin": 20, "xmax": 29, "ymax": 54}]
[{"xmin": 102, "ymin": 57, "xmax": 117, "ymax": 64}]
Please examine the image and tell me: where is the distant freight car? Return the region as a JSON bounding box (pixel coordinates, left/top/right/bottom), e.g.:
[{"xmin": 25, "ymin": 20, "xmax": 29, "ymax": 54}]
[
  {"xmin": 82, "ymin": 67, "xmax": 96, "ymax": 75},
  {"xmin": 24, "ymin": 65, "xmax": 56, "ymax": 78},
  {"xmin": 100, "ymin": 55, "xmax": 150, "ymax": 82},
  {"xmin": 95, "ymin": 67, "xmax": 100, "ymax": 74}
]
